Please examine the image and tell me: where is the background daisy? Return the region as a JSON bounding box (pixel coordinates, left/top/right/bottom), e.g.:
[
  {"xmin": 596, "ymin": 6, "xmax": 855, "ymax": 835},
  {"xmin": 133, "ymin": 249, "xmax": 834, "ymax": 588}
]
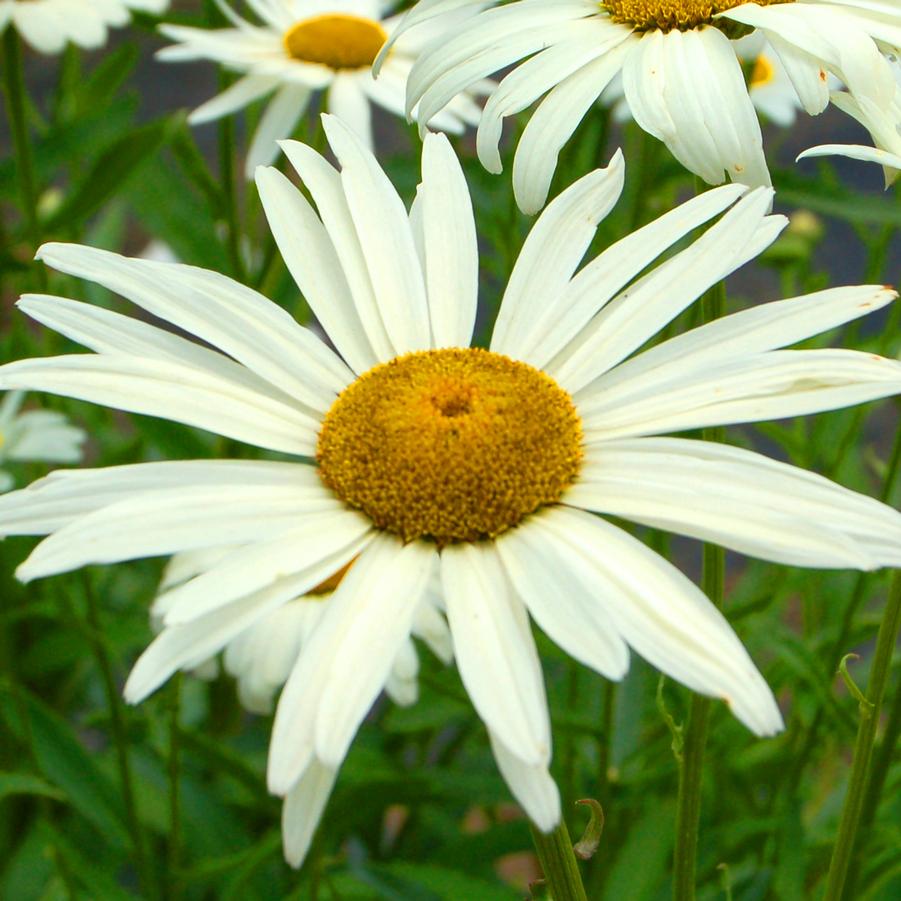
[
  {"xmin": 1, "ymin": 119, "xmax": 900, "ymax": 870},
  {"xmin": 388, "ymin": 0, "xmax": 901, "ymax": 211},
  {"xmin": 0, "ymin": 0, "xmax": 169, "ymax": 54},
  {"xmin": 159, "ymin": 0, "xmax": 487, "ymax": 178},
  {"xmin": 0, "ymin": 390, "xmax": 84, "ymax": 492}
]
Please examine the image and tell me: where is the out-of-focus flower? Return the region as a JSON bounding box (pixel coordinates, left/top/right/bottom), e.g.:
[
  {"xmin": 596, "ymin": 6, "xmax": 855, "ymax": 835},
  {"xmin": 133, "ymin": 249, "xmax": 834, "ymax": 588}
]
[
  {"xmin": 0, "ymin": 0, "xmax": 169, "ymax": 54},
  {"xmin": 159, "ymin": 0, "xmax": 487, "ymax": 178},
  {"xmin": 0, "ymin": 391, "xmax": 84, "ymax": 492}
]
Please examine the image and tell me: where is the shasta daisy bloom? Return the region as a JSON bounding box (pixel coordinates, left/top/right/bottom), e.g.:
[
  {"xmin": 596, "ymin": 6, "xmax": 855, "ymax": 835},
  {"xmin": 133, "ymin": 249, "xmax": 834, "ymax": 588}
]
[
  {"xmin": 3, "ymin": 116, "xmax": 901, "ymax": 864},
  {"xmin": 0, "ymin": 0, "xmax": 169, "ymax": 54},
  {"xmin": 0, "ymin": 391, "xmax": 84, "ymax": 492},
  {"xmin": 388, "ymin": 0, "xmax": 901, "ymax": 212},
  {"xmin": 159, "ymin": 0, "xmax": 486, "ymax": 179}
]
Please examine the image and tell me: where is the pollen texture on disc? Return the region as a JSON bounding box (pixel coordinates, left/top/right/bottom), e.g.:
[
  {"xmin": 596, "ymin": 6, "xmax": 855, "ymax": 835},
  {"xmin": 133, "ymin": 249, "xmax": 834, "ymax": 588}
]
[
  {"xmin": 602, "ymin": 0, "xmax": 788, "ymax": 31},
  {"xmin": 316, "ymin": 348, "xmax": 584, "ymax": 545}
]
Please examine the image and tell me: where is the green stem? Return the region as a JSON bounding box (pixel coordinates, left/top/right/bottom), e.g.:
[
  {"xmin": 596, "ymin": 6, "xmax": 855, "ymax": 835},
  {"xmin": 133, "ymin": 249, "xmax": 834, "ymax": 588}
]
[
  {"xmin": 166, "ymin": 674, "xmax": 183, "ymax": 901},
  {"xmin": 81, "ymin": 575, "xmax": 157, "ymax": 901},
  {"xmin": 672, "ymin": 277, "xmax": 726, "ymax": 901},
  {"xmin": 529, "ymin": 819, "xmax": 588, "ymax": 901},
  {"xmin": 844, "ymin": 668, "xmax": 901, "ymax": 896},
  {"xmin": 218, "ymin": 107, "xmax": 248, "ymax": 284},
  {"xmin": 822, "ymin": 570, "xmax": 901, "ymax": 900},
  {"xmin": 2, "ymin": 27, "xmax": 46, "ymax": 289}
]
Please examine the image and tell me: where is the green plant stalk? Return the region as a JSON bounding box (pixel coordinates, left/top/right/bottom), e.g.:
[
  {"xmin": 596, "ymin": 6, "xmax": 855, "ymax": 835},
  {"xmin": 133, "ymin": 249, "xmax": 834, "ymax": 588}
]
[
  {"xmin": 844, "ymin": 667, "xmax": 901, "ymax": 895},
  {"xmin": 166, "ymin": 674, "xmax": 183, "ymax": 901},
  {"xmin": 218, "ymin": 107, "xmax": 248, "ymax": 284},
  {"xmin": 529, "ymin": 819, "xmax": 588, "ymax": 901},
  {"xmin": 81, "ymin": 576, "xmax": 158, "ymax": 901},
  {"xmin": 2, "ymin": 28, "xmax": 46, "ymax": 288},
  {"xmin": 822, "ymin": 569, "xmax": 901, "ymax": 901},
  {"xmin": 672, "ymin": 277, "xmax": 726, "ymax": 901}
]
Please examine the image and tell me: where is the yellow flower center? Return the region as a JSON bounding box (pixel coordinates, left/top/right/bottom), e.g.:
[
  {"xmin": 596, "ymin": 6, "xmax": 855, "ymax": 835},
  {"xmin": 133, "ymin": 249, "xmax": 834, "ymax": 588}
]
[
  {"xmin": 602, "ymin": 0, "xmax": 788, "ymax": 31},
  {"xmin": 749, "ymin": 53, "xmax": 776, "ymax": 88},
  {"xmin": 317, "ymin": 348, "xmax": 583, "ymax": 546},
  {"xmin": 283, "ymin": 13, "xmax": 387, "ymax": 70}
]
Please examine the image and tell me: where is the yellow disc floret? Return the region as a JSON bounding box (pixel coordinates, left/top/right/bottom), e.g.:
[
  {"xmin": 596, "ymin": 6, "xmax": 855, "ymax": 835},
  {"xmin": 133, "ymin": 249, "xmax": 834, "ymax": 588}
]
[
  {"xmin": 317, "ymin": 348, "xmax": 583, "ymax": 545},
  {"xmin": 749, "ymin": 54, "xmax": 776, "ymax": 88},
  {"xmin": 284, "ymin": 13, "xmax": 387, "ymax": 70},
  {"xmin": 602, "ymin": 0, "xmax": 788, "ymax": 32}
]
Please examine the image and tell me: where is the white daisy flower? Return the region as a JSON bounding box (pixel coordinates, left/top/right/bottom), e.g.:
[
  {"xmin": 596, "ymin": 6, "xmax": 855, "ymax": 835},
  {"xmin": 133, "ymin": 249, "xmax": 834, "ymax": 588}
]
[
  {"xmin": 0, "ymin": 391, "xmax": 85, "ymax": 493},
  {"xmin": 799, "ymin": 57, "xmax": 901, "ymax": 186},
  {"xmin": 158, "ymin": 0, "xmax": 487, "ymax": 179},
  {"xmin": 0, "ymin": 0, "xmax": 169, "ymax": 55},
  {"xmin": 2, "ymin": 116, "xmax": 901, "ymax": 866},
  {"xmin": 387, "ymin": 0, "xmax": 901, "ymax": 212}
]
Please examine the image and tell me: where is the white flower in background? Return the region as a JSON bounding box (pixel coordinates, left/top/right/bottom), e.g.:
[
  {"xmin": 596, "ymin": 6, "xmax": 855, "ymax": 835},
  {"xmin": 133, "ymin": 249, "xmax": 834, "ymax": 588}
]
[
  {"xmin": 159, "ymin": 0, "xmax": 487, "ymax": 179},
  {"xmin": 0, "ymin": 391, "xmax": 84, "ymax": 492},
  {"xmin": 0, "ymin": 0, "xmax": 169, "ymax": 55},
  {"xmin": 799, "ymin": 58, "xmax": 901, "ymax": 186},
  {"xmin": 2, "ymin": 116, "xmax": 901, "ymax": 867},
  {"xmin": 155, "ymin": 548, "xmax": 452, "ymax": 715},
  {"xmin": 388, "ymin": 0, "xmax": 901, "ymax": 212}
]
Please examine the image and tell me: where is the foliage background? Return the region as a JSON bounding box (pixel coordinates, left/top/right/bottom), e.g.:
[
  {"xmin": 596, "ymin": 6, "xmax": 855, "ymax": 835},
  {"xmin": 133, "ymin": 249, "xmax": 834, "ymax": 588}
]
[{"xmin": 0, "ymin": 2, "xmax": 900, "ymax": 899}]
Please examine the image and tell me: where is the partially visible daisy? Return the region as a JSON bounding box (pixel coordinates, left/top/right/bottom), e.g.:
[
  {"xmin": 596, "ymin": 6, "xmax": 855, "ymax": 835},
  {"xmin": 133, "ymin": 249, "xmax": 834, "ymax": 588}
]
[
  {"xmin": 2, "ymin": 117, "xmax": 901, "ymax": 867},
  {"xmin": 0, "ymin": 391, "xmax": 84, "ymax": 492},
  {"xmin": 388, "ymin": 0, "xmax": 901, "ymax": 211},
  {"xmin": 799, "ymin": 58, "xmax": 901, "ymax": 186},
  {"xmin": 159, "ymin": 0, "xmax": 487, "ymax": 178},
  {"xmin": 0, "ymin": 0, "xmax": 169, "ymax": 54},
  {"xmin": 154, "ymin": 550, "xmax": 452, "ymax": 863},
  {"xmin": 155, "ymin": 549, "xmax": 452, "ymax": 714}
]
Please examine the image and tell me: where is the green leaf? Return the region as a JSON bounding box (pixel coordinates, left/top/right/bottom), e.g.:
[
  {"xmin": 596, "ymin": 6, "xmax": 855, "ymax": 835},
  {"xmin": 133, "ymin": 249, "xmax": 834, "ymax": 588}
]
[
  {"xmin": 44, "ymin": 116, "xmax": 176, "ymax": 231},
  {"xmin": 0, "ymin": 685, "xmax": 130, "ymax": 848},
  {"xmin": 0, "ymin": 772, "xmax": 65, "ymax": 803}
]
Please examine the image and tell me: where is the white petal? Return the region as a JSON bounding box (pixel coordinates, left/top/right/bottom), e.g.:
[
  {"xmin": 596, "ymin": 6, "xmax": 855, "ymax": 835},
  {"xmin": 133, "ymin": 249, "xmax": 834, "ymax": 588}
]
[
  {"xmin": 513, "ymin": 41, "xmax": 631, "ymax": 213},
  {"xmin": 418, "ymin": 132, "xmax": 479, "ymax": 348},
  {"xmin": 0, "ymin": 354, "xmax": 320, "ymax": 456},
  {"xmin": 160, "ymin": 509, "xmax": 373, "ymax": 625},
  {"xmin": 495, "ymin": 523, "xmax": 630, "ymax": 679},
  {"xmin": 255, "ymin": 166, "xmax": 379, "ymax": 374},
  {"xmin": 549, "ymin": 187, "xmax": 783, "ymax": 393},
  {"xmin": 268, "ymin": 535, "xmax": 436, "ymax": 793},
  {"xmin": 278, "ymin": 138, "xmax": 395, "ymax": 362},
  {"xmin": 489, "ymin": 730, "xmax": 560, "ymax": 833},
  {"xmin": 16, "ymin": 481, "xmax": 336, "ymax": 581},
  {"xmin": 534, "ymin": 507, "xmax": 784, "ymax": 736},
  {"xmin": 125, "ymin": 530, "xmax": 373, "ymax": 703},
  {"xmin": 322, "ymin": 115, "xmax": 432, "ymax": 355},
  {"xmin": 245, "ymin": 84, "xmax": 312, "ymax": 178},
  {"xmin": 327, "ymin": 75, "xmax": 373, "ymax": 151},
  {"xmin": 189, "ymin": 73, "xmax": 279, "ymax": 125},
  {"xmin": 36, "ymin": 243, "xmax": 351, "ymax": 408},
  {"xmin": 581, "ymin": 349, "xmax": 901, "ymax": 441},
  {"xmin": 492, "ymin": 153, "xmax": 624, "ymax": 357},
  {"xmin": 570, "ymin": 437, "xmax": 901, "ymax": 569},
  {"xmin": 282, "ymin": 761, "xmax": 339, "ymax": 869},
  {"xmin": 441, "ymin": 543, "xmax": 551, "ymax": 766},
  {"xmin": 519, "ymin": 183, "xmax": 748, "ymax": 371}
]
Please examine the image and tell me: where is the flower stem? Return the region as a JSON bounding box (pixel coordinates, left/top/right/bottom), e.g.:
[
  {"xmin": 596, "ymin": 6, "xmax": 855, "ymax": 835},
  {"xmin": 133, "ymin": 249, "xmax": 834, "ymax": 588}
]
[
  {"xmin": 2, "ymin": 27, "xmax": 46, "ymax": 288},
  {"xmin": 529, "ymin": 819, "xmax": 588, "ymax": 901},
  {"xmin": 822, "ymin": 569, "xmax": 901, "ymax": 901},
  {"xmin": 81, "ymin": 575, "xmax": 157, "ymax": 901},
  {"xmin": 166, "ymin": 674, "xmax": 183, "ymax": 901},
  {"xmin": 672, "ymin": 277, "xmax": 726, "ymax": 901}
]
